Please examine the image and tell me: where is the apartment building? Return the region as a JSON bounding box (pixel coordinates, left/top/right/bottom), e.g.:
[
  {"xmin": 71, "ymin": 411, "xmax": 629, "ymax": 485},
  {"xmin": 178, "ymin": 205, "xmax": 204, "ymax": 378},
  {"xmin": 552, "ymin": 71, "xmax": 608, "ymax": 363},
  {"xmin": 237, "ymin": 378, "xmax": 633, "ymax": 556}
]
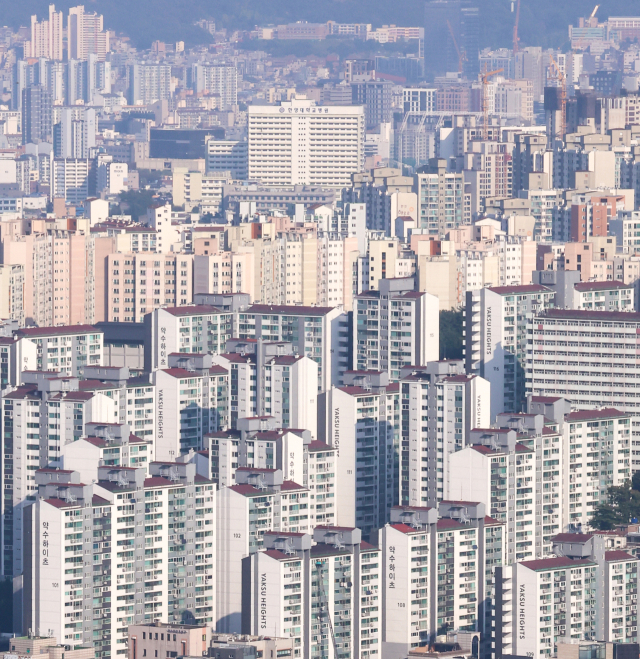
[
  {"xmin": 172, "ymin": 169, "xmax": 231, "ymax": 215},
  {"xmin": 128, "ymin": 64, "xmax": 172, "ymax": 105},
  {"xmin": 105, "ymin": 254, "xmax": 195, "ymax": 324},
  {"xmin": 448, "ymin": 422, "xmax": 563, "ymax": 564},
  {"xmin": 52, "ymin": 159, "xmax": 91, "ymax": 204},
  {"xmin": 381, "ymin": 503, "xmax": 504, "ymax": 659},
  {"xmin": 415, "ymin": 159, "xmax": 471, "ymax": 237},
  {"xmin": 353, "ymin": 278, "xmax": 439, "ymax": 380},
  {"xmin": 23, "ymin": 462, "xmax": 216, "ymax": 653},
  {"xmin": 144, "ymin": 305, "xmax": 233, "ymax": 372},
  {"xmin": 244, "ymin": 527, "xmax": 381, "ymax": 659},
  {"xmin": 206, "ymin": 139, "xmax": 248, "ymax": 179},
  {"xmin": 527, "ymin": 309, "xmax": 640, "ymax": 411},
  {"xmin": 2, "ymin": 230, "xmax": 97, "ymax": 327},
  {"xmin": 213, "ymin": 339, "xmax": 317, "ymax": 431},
  {"xmin": 206, "ymin": 420, "xmax": 335, "ymax": 522},
  {"xmin": 216, "ymin": 468, "xmax": 313, "ymax": 634},
  {"xmin": 153, "ymin": 353, "xmax": 229, "ymax": 460},
  {"xmin": 573, "ymin": 281, "xmax": 635, "ymax": 312},
  {"xmin": 328, "ymin": 372, "xmax": 399, "ymax": 535},
  {"xmin": 497, "ymin": 533, "xmax": 638, "ymax": 658},
  {"xmin": 191, "ymin": 64, "xmax": 238, "ymax": 108},
  {"xmin": 465, "ymin": 284, "xmax": 555, "ymax": 419},
  {"xmin": 400, "ymin": 363, "xmax": 490, "ymax": 508},
  {"xmin": 247, "ymin": 98, "xmax": 365, "ymax": 190},
  {"xmin": 563, "ymin": 409, "xmax": 631, "ymax": 532},
  {"xmin": 13, "ymin": 325, "xmax": 103, "ymax": 378},
  {"xmin": 0, "ymin": 264, "xmax": 25, "ymax": 326},
  {"xmin": 1, "ymin": 375, "xmax": 116, "ymax": 578},
  {"xmin": 236, "ymin": 304, "xmax": 349, "ymax": 392}
]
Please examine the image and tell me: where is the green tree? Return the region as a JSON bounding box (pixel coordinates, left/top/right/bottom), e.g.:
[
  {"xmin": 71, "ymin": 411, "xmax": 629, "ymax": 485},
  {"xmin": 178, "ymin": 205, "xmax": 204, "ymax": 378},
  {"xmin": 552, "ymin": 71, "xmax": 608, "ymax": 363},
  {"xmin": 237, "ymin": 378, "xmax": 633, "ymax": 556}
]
[
  {"xmin": 590, "ymin": 480, "xmax": 640, "ymax": 530},
  {"xmin": 117, "ymin": 189, "xmax": 157, "ymax": 222},
  {"xmin": 439, "ymin": 309, "xmax": 463, "ymax": 360}
]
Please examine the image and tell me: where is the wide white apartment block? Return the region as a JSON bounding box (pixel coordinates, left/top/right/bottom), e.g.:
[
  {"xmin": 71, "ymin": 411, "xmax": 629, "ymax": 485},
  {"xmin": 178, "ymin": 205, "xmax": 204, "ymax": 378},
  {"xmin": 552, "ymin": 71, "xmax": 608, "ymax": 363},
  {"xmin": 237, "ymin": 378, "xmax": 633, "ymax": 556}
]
[
  {"xmin": 497, "ymin": 533, "xmax": 638, "ymax": 658},
  {"xmin": 144, "ymin": 305, "xmax": 233, "ymax": 371},
  {"xmin": 14, "ymin": 324, "xmax": 103, "ymax": 378},
  {"xmin": 354, "ymin": 278, "xmax": 439, "ymax": 380},
  {"xmin": 381, "ymin": 503, "xmax": 503, "ymax": 659},
  {"xmin": 573, "ymin": 281, "xmax": 635, "ymax": 312},
  {"xmin": 23, "ymin": 462, "xmax": 216, "ymax": 655},
  {"xmin": 1, "ymin": 376, "xmax": 115, "ymax": 578},
  {"xmin": 236, "ymin": 304, "xmax": 349, "ymax": 392},
  {"xmin": 206, "ymin": 139, "xmax": 248, "ymax": 179},
  {"xmin": 527, "ymin": 309, "xmax": 640, "ymax": 411},
  {"xmin": 216, "ymin": 468, "xmax": 313, "ymax": 634},
  {"xmin": 152, "ymin": 354, "xmax": 229, "ymax": 460},
  {"xmin": 245, "ymin": 527, "xmax": 381, "ymax": 659},
  {"xmin": 398, "ymin": 362, "xmax": 490, "ymax": 508},
  {"xmin": 448, "ymin": 419, "xmax": 564, "ymax": 564},
  {"xmin": 465, "ymin": 284, "xmax": 555, "ymax": 419},
  {"xmin": 247, "ymin": 97, "xmax": 365, "ymax": 190}
]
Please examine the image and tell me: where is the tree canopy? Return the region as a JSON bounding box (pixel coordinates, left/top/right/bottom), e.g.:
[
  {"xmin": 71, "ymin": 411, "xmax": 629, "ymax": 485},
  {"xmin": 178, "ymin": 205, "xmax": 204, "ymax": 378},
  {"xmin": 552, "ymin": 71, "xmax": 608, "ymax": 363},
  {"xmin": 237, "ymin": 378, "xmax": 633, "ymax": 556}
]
[{"xmin": 589, "ymin": 473, "xmax": 640, "ymax": 531}]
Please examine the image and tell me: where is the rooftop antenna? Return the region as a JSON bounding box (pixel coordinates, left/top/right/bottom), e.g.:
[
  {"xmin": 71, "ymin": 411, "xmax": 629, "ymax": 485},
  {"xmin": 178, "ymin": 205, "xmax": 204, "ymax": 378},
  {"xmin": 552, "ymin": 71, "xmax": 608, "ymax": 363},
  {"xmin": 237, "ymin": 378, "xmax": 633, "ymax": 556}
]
[
  {"xmin": 62, "ymin": 488, "xmax": 77, "ymax": 504},
  {"xmin": 168, "ymin": 466, "xmax": 181, "ymax": 482}
]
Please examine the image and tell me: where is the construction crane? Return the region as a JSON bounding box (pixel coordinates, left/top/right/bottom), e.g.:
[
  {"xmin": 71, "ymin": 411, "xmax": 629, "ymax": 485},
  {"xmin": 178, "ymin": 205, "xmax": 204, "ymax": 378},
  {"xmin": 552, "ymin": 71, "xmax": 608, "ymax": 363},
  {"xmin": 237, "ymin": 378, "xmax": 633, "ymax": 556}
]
[
  {"xmin": 548, "ymin": 55, "xmax": 566, "ymax": 141},
  {"xmin": 590, "ymin": 4, "xmax": 600, "ymax": 19},
  {"xmin": 512, "ymin": 0, "xmax": 521, "ymax": 55},
  {"xmin": 447, "ymin": 20, "xmax": 467, "ymax": 74},
  {"xmin": 481, "ymin": 67, "xmax": 503, "ymax": 141},
  {"xmin": 315, "ymin": 560, "xmax": 339, "ymax": 659}
]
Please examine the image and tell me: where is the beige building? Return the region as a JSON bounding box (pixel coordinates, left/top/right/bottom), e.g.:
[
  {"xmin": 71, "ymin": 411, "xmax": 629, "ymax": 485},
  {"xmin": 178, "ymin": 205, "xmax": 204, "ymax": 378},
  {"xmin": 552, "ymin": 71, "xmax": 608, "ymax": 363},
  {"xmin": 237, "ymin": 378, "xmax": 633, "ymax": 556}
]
[
  {"xmin": 128, "ymin": 622, "xmax": 211, "ymax": 659},
  {"xmin": 104, "ymin": 253, "xmax": 194, "ymax": 323},
  {"xmin": 4, "ymin": 636, "xmax": 94, "ymax": 659},
  {"xmin": 2, "ymin": 228, "xmax": 96, "ymax": 326}
]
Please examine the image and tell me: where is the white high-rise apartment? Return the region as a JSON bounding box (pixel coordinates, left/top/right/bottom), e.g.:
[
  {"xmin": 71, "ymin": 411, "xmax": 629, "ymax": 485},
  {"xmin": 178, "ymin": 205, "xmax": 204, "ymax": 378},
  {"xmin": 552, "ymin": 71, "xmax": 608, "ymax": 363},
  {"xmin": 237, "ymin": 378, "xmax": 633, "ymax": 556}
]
[
  {"xmin": 497, "ymin": 533, "xmax": 638, "ymax": 658},
  {"xmin": 216, "ymin": 468, "xmax": 314, "ymax": 634},
  {"xmin": 68, "ymin": 5, "xmax": 109, "ymax": 60},
  {"xmin": 465, "ymin": 284, "xmax": 555, "ymax": 419},
  {"xmin": 245, "ymin": 527, "xmax": 381, "ymax": 659},
  {"xmin": 24, "ymin": 462, "xmax": 216, "ymax": 653},
  {"xmin": 206, "ymin": 139, "xmax": 248, "ymax": 179},
  {"xmin": 129, "ymin": 64, "xmax": 172, "ymax": 105},
  {"xmin": 1, "ymin": 375, "xmax": 115, "ymax": 578},
  {"xmin": 448, "ymin": 422, "xmax": 563, "ymax": 564},
  {"xmin": 247, "ymin": 97, "xmax": 365, "ymax": 190},
  {"xmin": 399, "ymin": 362, "xmax": 490, "ymax": 508},
  {"xmin": 144, "ymin": 304, "xmax": 233, "ymax": 371},
  {"xmin": 152, "ymin": 353, "xmax": 229, "ymax": 460},
  {"xmin": 191, "ymin": 65, "xmax": 238, "ymax": 109},
  {"xmin": 381, "ymin": 503, "xmax": 504, "ymax": 659},
  {"xmin": 353, "ymin": 277, "xmax": 439, "ymax": 380},
  {"xmin": 29, "ymin": 5, "xmax": 64, "ymax": 60}
]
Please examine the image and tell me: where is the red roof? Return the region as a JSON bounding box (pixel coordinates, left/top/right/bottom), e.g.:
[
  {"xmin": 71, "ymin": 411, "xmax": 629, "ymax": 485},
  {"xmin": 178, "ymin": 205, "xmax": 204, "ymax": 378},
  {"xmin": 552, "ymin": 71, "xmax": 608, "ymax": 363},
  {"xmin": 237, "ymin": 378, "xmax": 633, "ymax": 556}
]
[
  {"xmin": 16, "ymin": 324, "xmax": 99, "ymax": 337},
  {"xmin": 489, "ymin": 284, "xmax": 550, "ymax": 295},
  {"xmin": 575, "ymin": 281, "xmax": 632, "ymax": 291},
  {"xmin": 162, "ymin": 305, "xmax": 224, "ymax": 316},
  {"xmin": 520, "ymin": 557, "xmax": 594, "ymax": 571},
  {"xmin": 566, "ymin": 408, "xmax": 626, "ymax": 421},
  {"xmin": 246, "ymin": 304, "xmax": 335, "ymax": 316},
  {"xmin": 605, "ymin": 551, "xmax": 637, "ymax": 562},
  {"xmin": 540, "ymin": 308, "xmax": 640, "ymax": 323}
]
